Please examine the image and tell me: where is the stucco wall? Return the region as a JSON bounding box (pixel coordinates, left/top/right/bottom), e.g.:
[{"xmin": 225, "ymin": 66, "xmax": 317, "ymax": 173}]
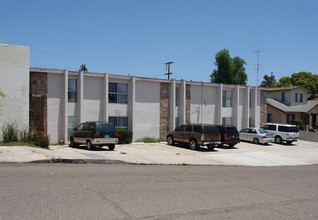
[
  {"xmin": 190, "ymin": 85, "xmax": 218, "ymax": 124},
  {"xmin": 134, "ymin": 81, "xmax": 160, "ymax": 140},
  {"xmin": 47, "ymin": 74, "xmax": 64, "ymax": 143},
  {"xmin": 0, "ymin": 44, "xmax": 29, "ymax": 140}
]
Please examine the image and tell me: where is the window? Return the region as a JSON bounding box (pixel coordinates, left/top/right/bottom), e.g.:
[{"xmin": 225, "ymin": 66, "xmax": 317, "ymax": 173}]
[
  {"xmin": 109, "ymin": 82, "xmax": 128, "ymax": 104},
  {"xmin": 295, "ymin": 93, "xmax": 303, "ymax": 102},
  {"xmin": 194, "ymin": 126, "xmax": 203, "ymax": 133},
  {"xmin": 175, "ymin": 87, "xmax": 180, "ymax": 106},
  {"xmin": 68, "ymin": 116, "xmax": 77, "ymax": 137},
  {"xmin": 185, "ymin": 125, "xmax": 192, "ymax": 132},
  {"xmin": 109, "ymin": 116, "xmax": 128, "ymax": 128},
  {"xmin": 262, "ymin": 124, "xmax": 276, "ymax": 131},
  {"xmin": 222, "ymin": 117, "xmax": 232, "ymax": 126},
  {"xmin": 281, "ymin": 92, "xmax": 287, "ymax": 101},
  {"xmin": 68, "ymin": 79, "xmax": 77, "ymax": 103},
  {"xmin": 223, "ymin": 90, "xmax": 233, "ymax": 107},
  {"xmin": 240, "ymin": 128, "xmax": 249, "ymax": 133},
  {"xmin": 287, "ymin": 114, "xmax": 295, "ymax": 124},
  {"xmin": 175, "ymin": 117, "xmax": 179, "ymax": 129},
  {"xmin": 176, "ymin": 125, "xmax": 185, "ymax": 132},
  {"xmin": 267, "ymin": 113, "xmax": 272, "ymax": 123}
]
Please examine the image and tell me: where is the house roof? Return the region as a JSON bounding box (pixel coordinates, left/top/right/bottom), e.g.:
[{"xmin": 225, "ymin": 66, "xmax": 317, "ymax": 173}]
[
  {"xmin": 268, "ymin": 86, "xmax": 309, "ymax": 93},
  {"xmin": 267, "ymin": 98, "xmax": 317, "ymax": 113}
]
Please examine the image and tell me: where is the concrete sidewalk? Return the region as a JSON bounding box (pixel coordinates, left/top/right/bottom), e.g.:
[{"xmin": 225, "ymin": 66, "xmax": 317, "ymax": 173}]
[{"xmin": 1, "ymin": 140, "xmax": 318, "ymax": 166}]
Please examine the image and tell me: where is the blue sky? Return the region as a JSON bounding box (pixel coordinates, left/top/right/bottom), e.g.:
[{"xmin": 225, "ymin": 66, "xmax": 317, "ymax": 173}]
[{"xmin": 1, "ymin": 0, "xmax": 317, "ymax": 86}]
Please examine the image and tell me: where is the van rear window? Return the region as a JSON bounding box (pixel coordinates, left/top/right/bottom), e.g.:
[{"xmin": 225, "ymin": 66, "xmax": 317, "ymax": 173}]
[
  {"xmin": 203, "ymin": 126, "xmax": 219, "ymax": 134},
  {"xmin": 96, "ymin": 123, "xmax": 116, "ymax": 132},
  {"xmin": 278, "ymin": 126, "xmax": 299, "ymax": 132},
  {"xmin": 227, "ymin": 127, "xmax": 238, "ymax": 134}
]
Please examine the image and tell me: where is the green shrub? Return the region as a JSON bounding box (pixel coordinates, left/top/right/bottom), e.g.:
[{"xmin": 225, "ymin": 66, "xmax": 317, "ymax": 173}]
[
  {"xmin": 3, "ymin": 123, "xmax": 19, "ymax": 142},
  {"xmin": 135, "ymin": 137, "xmax": 161, "ymax": 143},
  {"xmin": 117, "ymin": 128, "xmax": 133, "ymax": 144},
  {"xmin": 2, "ymin": 123, "xmax": 50, "ymax": 149},
  {"xmin": 291, "ymin": 120, "xmax": 302, "ymax": 126},
  {"xmin": 32, "ymin": 132, "xmax": 50, "ymax": 149}
]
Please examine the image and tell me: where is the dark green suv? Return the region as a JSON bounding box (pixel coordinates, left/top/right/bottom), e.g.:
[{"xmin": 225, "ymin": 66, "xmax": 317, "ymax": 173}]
[{"xmin": 69, "ymin": 121, "xmax": 118, "ymax": 150}]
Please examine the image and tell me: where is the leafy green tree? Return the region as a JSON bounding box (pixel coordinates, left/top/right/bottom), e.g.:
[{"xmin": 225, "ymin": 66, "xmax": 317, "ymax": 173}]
[
  {"xmin": 210, "ymin": 49, "xmax": 247, "ymax": 85},
  {"xmin": 79, "ymin": 64, "xmax": 88, "ymax": 72},
  {"xmin": 271, "ymin": 76, "xmax": 292, "ymax": 88},
  {"xmin": 260, "ymin": 74, "xmax": 276, "ymax": 87}
]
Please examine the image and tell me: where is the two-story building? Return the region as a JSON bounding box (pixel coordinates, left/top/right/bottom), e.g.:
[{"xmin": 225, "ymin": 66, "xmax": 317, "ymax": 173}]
[{"xmin": 266, "ymin": 87, "xmax": 318, "ymax": 129}]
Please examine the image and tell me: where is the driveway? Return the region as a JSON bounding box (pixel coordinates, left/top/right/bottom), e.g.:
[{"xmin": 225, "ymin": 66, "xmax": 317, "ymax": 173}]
[{"xmin": 1, "ymin": 140, "xmax": 318, "ymax": 166}]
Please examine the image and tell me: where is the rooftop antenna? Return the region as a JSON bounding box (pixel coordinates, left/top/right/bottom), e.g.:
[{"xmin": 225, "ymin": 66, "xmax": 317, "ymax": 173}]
[
  {"xmin": 253, "ymin": 50, "xmax": 261, "ymax": 86},
  {"xmin": 164, "ymin": 62, "xmax": 173, "ymax": 80}
]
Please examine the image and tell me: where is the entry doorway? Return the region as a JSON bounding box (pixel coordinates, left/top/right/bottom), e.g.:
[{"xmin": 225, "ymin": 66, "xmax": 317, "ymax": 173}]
[{"xmin": 312, "ymin": 114, "xmax": 317, "ymax": 129}]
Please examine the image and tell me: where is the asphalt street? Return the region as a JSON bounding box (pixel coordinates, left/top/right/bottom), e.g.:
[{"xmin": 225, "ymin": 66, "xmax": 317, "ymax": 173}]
[{"xmin": 1, "ymin": 164, "xmax": 318, "ymax": 219}]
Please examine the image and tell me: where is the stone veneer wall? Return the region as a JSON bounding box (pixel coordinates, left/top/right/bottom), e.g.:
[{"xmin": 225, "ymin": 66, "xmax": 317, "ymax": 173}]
[
  {"xmin": 186, "ymin": 84, "xmax": 191, "ymax": 124},
  {"xmin": 260, "ymin": 90, "xmax": 267, "ymax": 126},
  {"xmin": 30, "ymin": 72, "xmax": 48, "ymax": 133},
  {"xmin": 160, "ymin": 83, "xmax": 170, "ymax": 140}
]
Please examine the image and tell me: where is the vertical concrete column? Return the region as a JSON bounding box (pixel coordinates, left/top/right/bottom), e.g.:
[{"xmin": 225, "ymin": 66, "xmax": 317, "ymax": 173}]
[
  {"xmin": 63, "ymin": 69, "xmax": 68, "ymax": 144},
  {"xmin": 129, "ymin": 76, "xmax": 136, "ymax": 139},
  {"xmin": 215, "ymin": 83, "xmax": 223, "ymax": 124},
  {"xmin": 103, "ymin": 73, "xmax": 109, "ymax": 122},
  {"xmin": 244, "ymin": 86, "xmax": 250, "ymax": 128},
  {"xmin": 234, "ymin": 85, "xmax": 240, "ymax": 129},
  {"xmin": 170, "ymin": 80, "xmax": 176, "ymax": 130},
  {"xmin": 252, "ymin": 86, "xmax": 258, "ymax": 127},
  {"xmin": 180, "ymin": 80, "xmax": 186, "ymax": 124},
  {"xmin": 78, "ymin": 71, "xmax": 84, "ymax": 124}
]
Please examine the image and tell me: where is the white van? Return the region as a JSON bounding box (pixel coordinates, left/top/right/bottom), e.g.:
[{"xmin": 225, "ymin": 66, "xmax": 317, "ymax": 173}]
[{"xmin": 261, "ymin": 123, "xmax": 299, "ymax": 144}]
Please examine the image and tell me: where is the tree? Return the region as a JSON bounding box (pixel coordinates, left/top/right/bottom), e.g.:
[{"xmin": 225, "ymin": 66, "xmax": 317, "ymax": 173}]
[
  {"xmin": 260, "ymin": 74, "xmax": 276, "ymax": 87},
  {"xmin": 210, "ymin": 49, "xmax": 247, "ymax": 85},
  {"xmin": 79, "ymin": 64, "xmax": 88, "ymax": 72},
  {"xmin": 271, "ymin": 76, "xmax": 292, "ymax": 88}
]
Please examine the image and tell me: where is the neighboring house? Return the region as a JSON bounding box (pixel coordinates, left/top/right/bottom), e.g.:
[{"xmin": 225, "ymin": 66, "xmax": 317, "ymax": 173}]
[
  {"xmin": 0, "ymin": 44, "xmax": 267, "ymax": 143},
  {"xmin": 266, "ymin": 87, "xmax": 318, "ymax": 130}
]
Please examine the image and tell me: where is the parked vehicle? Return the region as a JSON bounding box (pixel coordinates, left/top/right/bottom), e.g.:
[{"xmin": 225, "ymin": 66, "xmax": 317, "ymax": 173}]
[
  {"xmin": 239, "ymin": 128, "xmax": 274, "ymax": 144},
  {"xmin": 69, "ymin": 121, "xmax": 118, "ymax": 150},
  {"xmin": 261, "ymin": 123, "xmax": 299, "ymax": 144},
  {"xmin": 166, "ymin": 124, "xmax": 221, "ymax": 150},
  {"xmin": 215, "ymin": 125, "xmax": 240, "ymax": 148}
]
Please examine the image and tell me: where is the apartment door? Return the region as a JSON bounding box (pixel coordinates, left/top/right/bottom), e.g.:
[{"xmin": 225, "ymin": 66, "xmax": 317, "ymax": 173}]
[{"xmin": 312, "ymin": 114, "xmax": 317, "ymax": 129}]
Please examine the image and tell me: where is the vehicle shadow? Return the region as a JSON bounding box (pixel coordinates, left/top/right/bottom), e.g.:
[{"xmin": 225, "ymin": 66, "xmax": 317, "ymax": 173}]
[
  {"xmin": 69, "ymin": 145, "xmax": 113, "ymax": 151},
  {"xmin": 166, "ymin": 143, "xmax": 219, "ymax": 152},
  {"xmin": 215, "ymin": 145, "xmax": 239, "ymax": 150}
]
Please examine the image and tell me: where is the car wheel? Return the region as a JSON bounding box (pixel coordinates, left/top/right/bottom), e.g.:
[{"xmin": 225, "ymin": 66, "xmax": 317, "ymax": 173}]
[
  {"xmin": 207, "ymin": 145, "xmax": 215, "ymax": 151},
  {"xmin": 189, "ymin": 139, "xmax": 198, "ymax": 150},
  {"xmin": 86, "ymin": 140, "xmax": 94, "ymax": 150},
  {"xmin": 286, "ymin": 141, "xmax": 293, "ymax": 145},
  {"xmin": 69, "ymin": 137, "xmax": 75, "ymax": 147},
  {"xmin": 108, "ymin": 144, "xmax": 115, "ymax": 150},
  {"xmin": 167, "ymin": 136, "xmax": 175, "ymax": 146},
  {"xmin": 253, "ymin": 138, "xmax": 259, "ymax": 144},
  {"xmin": 275, "ymin": 136, "xmax": 282, "ymax": 144}
]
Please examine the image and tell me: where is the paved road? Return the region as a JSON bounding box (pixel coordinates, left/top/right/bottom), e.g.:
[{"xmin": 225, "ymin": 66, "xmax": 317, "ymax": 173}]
[{"xmin": 1, "ymin": 164, "xmax": 318, "ymax": 219}]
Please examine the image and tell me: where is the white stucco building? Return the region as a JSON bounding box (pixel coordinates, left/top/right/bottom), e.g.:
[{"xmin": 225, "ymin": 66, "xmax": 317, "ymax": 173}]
[
  {"xmin": 0, "ymin": 44, "xmax": 267, "ymax": 143},
  {"xmin": 30, "ymin": 68, "xmax": 266, "ymax": 143}
]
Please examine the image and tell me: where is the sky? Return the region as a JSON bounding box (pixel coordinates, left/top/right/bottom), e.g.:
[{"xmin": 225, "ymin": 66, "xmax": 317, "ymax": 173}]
[{"xmin": 1, "ymin": 0, "xmax": 318, "ymax": 86}]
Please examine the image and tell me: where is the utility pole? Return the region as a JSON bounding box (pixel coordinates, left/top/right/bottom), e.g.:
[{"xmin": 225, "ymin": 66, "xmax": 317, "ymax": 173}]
[
  {"xmin": 164, "ymin": 62, "xmax": 173, "ymax": 80},
  {"xmin": 254, "ymin": 50, "xmax": 261, "ymax": 86}
]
